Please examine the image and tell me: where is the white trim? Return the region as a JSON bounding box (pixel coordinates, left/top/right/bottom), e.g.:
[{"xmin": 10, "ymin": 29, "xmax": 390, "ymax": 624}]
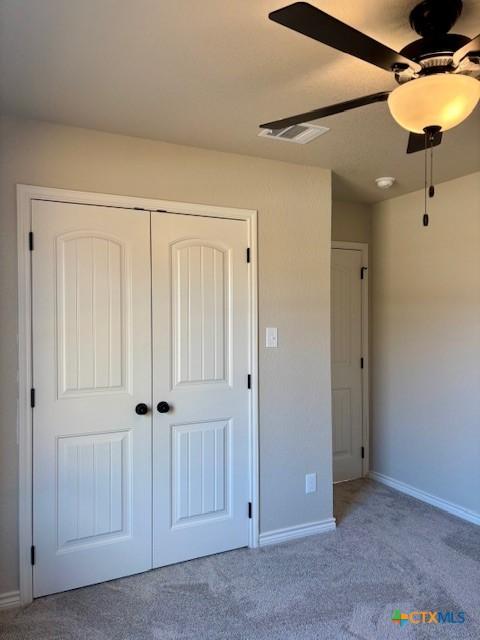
[
  {"xmin": 17, "ymin": 184, "xmax": 259, "ymax": 604},
  {"xmin": 247, "ymin": 213, "xmax": 259, "ymax": 549},
  {"xmin": 0, "ymin": 591, "xmax": 21, "ymax": 610},
  {"xmin": 259, "ymin": 518, "xmax": 336, "ymax": 547},
  {"xmin": 17, "ymin": 186, "xmax": 33, "ymax": 606},
  {"xmin": 369, "ymin": 471, "xmax": 480, "ymax": 526},
  {"xmin": 331, "ymin": 241, "xmax": 369, "ymax": 477},
  {"xmin": 16, "ymin": 185, "xmax": 254, "ymax": 220}
]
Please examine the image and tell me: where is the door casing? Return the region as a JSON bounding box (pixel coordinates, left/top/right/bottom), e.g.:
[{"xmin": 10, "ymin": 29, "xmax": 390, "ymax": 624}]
[
  {"xmin": 331, "ymin": 241, "xmax": 369, "ymax": 481},
  {"xmin": 17, "ymin": 184, "xmax": 259, "ymax": 605}
]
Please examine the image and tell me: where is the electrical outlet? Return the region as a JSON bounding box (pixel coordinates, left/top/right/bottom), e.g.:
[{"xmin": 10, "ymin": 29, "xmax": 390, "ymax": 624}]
[{"xmin": 305, "ymin": 472, "xmax": 317, "ymax": 494}]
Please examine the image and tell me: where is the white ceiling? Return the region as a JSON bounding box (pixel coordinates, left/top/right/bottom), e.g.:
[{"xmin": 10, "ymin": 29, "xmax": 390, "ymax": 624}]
[{"xmin": 1, "ymin": 0, "xmax": 479, "ymax": 202}]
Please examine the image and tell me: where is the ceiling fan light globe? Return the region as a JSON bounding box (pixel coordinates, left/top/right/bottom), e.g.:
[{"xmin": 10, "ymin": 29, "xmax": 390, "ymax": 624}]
[{"xmin": 387, "ymin": 74, "xmax": 480, "ymax": 134}]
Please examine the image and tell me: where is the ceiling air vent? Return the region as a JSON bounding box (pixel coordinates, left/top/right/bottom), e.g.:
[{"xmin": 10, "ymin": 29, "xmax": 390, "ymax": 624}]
[{"xmin": 258, "ymin": 123, "xmax": 330, "ymax": 144}]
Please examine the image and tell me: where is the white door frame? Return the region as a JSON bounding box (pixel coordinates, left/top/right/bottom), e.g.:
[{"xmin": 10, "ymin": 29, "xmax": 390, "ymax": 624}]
[
  {"xmin": 331, "ymin": 241, "xmax": 369, "ymax": 478},
  {"xmin": 17, "ymin": 184, "xmax": 259, "ymax": 605}
]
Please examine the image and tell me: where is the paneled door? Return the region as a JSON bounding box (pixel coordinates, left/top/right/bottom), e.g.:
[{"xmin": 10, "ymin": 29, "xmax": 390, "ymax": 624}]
[
  {"xmin": 331, "ymin": 248, "xmax": 364, "ymax": 483},
  {"xmin": 32, "ymin": 201, "xmax": 152, "ymax": 597},
  {"xmin": 151, "ymin": 212, "xmax": 250, "ymax": 567}
]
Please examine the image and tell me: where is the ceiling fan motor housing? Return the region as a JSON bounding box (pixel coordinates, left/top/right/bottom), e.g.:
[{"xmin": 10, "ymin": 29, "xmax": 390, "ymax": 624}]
[
  {"xmin": 400, "ymin": 33, "xmax": 471, "ymax": 67},
  {"xmin": 409, "ymin": 0, "xmax": 463, "ymax": 38},
  {"xmin": 397, "ymin": 0, "xmax": 470, "ymax": 75},
  {"xmin": 400, "ymin": 0, "xmax": 470, "ymax": 72}
]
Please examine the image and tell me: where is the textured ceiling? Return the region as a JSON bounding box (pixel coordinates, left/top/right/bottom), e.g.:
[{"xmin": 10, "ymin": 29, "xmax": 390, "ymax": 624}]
[{"xmin": 1, "ymin": 0, "xmax": 479, "ymax": 202}]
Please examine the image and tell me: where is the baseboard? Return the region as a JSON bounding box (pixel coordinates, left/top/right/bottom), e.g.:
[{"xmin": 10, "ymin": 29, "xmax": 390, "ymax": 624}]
[
  {"xmin": 0, "ymin": 590, "xmax": 21, "ymax": 610},
  {"xmin": 369, "ymin": 471, "xmax": 480, "ymax": 526},
  {"xmin": 259, "ymin": 517, "xmax": 336, "ymax": 547}
]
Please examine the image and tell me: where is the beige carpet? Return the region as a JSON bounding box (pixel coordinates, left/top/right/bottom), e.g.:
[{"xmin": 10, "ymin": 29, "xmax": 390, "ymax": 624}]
[{"xmin": 1, "ymin": 478, "xmax": 479, "ymax": 639}]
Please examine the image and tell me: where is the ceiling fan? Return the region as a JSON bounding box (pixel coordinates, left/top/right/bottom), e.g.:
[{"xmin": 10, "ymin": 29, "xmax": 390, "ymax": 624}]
[{"xmin": 260, "ymin": 0, "xmax": 480, "ymax": 153}]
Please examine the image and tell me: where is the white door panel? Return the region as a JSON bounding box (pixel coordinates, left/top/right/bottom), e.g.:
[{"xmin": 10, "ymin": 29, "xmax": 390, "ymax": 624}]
[
  {"xmin": 331, "ymin": 248, "xmax": 363, "ymax": 483},
  {"xmin": 152, "ymin": 213, "xmax": 250, "ymax": 567},
  {"xmin": 32, "ymin": 201, "xmax": 152, "ymax": 597}
]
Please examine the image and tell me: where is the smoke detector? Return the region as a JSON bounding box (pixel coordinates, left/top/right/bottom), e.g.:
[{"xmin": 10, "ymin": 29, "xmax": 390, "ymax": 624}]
[
  {"xmin": 375, "ymin": 176, "xmax": 396, "ymax": 190},
  {"xmin": 258, "ymin": 123, "xmax": 330, "ymax": 144}
]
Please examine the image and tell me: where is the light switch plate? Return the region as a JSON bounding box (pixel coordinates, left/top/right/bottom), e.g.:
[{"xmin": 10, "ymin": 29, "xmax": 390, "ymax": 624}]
[
  {"xmin": 266, "ymin": 327, "xmax": 278, "ymax": 348},
  {"xmin": 305, "ymin": 472, "xmax": 317, "ymax": 494}
]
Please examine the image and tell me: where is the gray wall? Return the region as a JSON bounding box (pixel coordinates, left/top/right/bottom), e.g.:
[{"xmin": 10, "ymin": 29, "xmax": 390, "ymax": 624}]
[
  {"xmin": 331, "ymin": 201, "xmax": 371, "ymax": 243},
  {"xmin": 0, "ymin": 115, "xmax": 333, "ymax": 594},
  {"xmin": 371, "ymin": 172, "xmax": 480, "ymax": 515}
]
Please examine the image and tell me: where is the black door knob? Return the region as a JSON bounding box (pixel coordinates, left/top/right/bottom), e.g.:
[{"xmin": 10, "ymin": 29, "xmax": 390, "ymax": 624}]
[
  {"xmin": 135, "ymin": 403, "xmax": 149, "ymax": 415},
  {"xmin": 157, "ymin": 401, "xmax": 170, "ymax": 414}
]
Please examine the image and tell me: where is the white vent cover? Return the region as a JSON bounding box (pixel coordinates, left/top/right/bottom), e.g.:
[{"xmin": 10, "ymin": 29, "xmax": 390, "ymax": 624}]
[{"xmin": 258, "ymin": 123, "xmax": 330, "ymax": 144}]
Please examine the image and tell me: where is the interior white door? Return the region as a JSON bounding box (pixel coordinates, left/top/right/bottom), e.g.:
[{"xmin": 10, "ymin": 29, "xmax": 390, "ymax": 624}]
[
  {"xmin": 32, "ymin": 200, "xmax": 152, "ymax": 597},
  {"xmin": 151, "ymin": 212, "xmax": 250, "ymax": 567},
  {"xmin": 331, "ymin": 248, "xmax": 364, "ymax": 483}
]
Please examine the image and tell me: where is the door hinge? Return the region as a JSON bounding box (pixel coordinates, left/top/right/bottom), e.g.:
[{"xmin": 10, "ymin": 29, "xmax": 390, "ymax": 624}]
[
  {"xmin": 30, "ymin": 388, "xmax": 35, "ymax": 408},
  {"xmin": 360, "ymin": 357, "xmax": 364, "ymax": 369},
  {"xmin": 361, "ymin": 446, "xmax": 365, "ymax": 459},
  {"xmin": 247, "ymin": 374, "xmax": 251, "ymax": 389},
  {"xmin": 28, "ymin": 231, "xmax": 34, "ymax": 251},
  {"xmin": 248, "ymin": 502, "xmax": 252, "ymax": 519},
  {"xmin": 246, "ymin": 248, "xmax": 251, "ymax": 263},
  {"xmin": 360, "ymin": 266, "xmax": 367, "ymax": 280},
  {"xmin": 30, "ymin": 545, "xmax": 36, "ymax": 566}
]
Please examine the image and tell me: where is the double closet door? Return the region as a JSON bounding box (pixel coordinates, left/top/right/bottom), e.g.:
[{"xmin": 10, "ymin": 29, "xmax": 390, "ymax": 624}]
[{"xmin": 32, "ymin": 200, "xmax": 251, "ymax": 597}]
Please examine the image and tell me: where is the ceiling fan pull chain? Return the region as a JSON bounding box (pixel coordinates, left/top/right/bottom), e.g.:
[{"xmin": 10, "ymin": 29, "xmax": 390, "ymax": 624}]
[
  {"xmin": 423, "ymin": 135, "xmax": 429, "ymax": 227},
  {"xmin": 429, "ymin": 142, "xmax": 435, "ymax": 199}
]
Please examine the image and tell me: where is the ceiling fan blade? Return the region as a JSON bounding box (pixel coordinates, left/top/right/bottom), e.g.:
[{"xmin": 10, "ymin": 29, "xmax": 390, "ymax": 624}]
[
  {"xmin": 406, "ymin": 131, "xmax": 443, "ymax": 154},
  {"xmin": 453, "ymin": 33, "xmax": 480, "ymax": 65},
  {"xmin": 269, "ymin": 2, "xmax": 421, "ymax": 73},
  {"xmin": 260, "ymin": 91, "xmax": 390, "ymax": 130}
]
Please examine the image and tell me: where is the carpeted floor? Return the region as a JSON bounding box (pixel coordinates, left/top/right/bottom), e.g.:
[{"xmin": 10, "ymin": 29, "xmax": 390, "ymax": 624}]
[{"xmin": 1, "ymin": 478, "xmax": 479, "ymax": 639}]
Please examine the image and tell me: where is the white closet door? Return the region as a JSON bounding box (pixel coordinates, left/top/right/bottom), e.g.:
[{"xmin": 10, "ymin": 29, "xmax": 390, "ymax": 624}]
[
  {"xmin": 331, "ymin": 248, "xmax": 363, "ymax": 483},
  {"xmin": 151, "ymin": 212, "xmax": 250, "ymax": 567},
  {"xmin": 32, "ymin": 201, "xmax": 152, "ymax": 597}
]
